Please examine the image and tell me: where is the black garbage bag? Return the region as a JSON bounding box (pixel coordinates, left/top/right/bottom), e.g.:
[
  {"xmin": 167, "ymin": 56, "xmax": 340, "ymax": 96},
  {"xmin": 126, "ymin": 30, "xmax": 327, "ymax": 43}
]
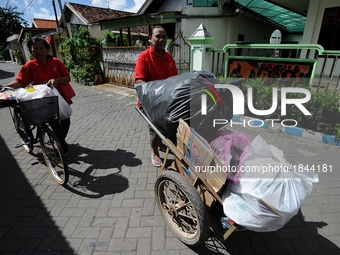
[{"xmin": 135, "ymin": 70, "xmax": 233, "ymax": 142}]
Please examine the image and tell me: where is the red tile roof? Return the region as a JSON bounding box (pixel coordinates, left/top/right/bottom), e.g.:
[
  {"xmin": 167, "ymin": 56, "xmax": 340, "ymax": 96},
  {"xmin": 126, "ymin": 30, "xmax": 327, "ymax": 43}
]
[
  {"xmin": 33, "ymin": 19, "xmax": 58, "ymax": 29},
  {"xmin": 65, "ymin": 3, "xmax": 149, "ymax": 35},
  {"xmin": 68, "ymin": 3, "xmax": 134, "ymax": 24}
]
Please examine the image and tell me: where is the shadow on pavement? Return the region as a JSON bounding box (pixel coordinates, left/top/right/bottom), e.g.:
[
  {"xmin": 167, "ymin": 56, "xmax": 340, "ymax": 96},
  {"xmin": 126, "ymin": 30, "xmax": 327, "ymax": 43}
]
[
  {"xmin": 64, "ymin": 143, "xmax": 142, "ymax": 198},
  {"xmin": 0, "ymin": 136, "xmax": 74, "ymax": 254},
  {"xmin": 0, "ymin": 69, "xmax": 16, "ymax": 80},
  {"xmin": 192, "ymin": 210, "xmax": 340, "ymax": 254}
]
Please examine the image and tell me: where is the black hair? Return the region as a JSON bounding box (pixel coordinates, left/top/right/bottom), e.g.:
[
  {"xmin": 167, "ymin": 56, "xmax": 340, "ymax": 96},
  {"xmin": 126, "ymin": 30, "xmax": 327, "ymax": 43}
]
[
  {"xmin": 27, "ymin": 36, "xmax": 50, "ymax": 54},
  {"xmin": 152, "ymin": 25, "xmax": 166, "ymax": 35}
]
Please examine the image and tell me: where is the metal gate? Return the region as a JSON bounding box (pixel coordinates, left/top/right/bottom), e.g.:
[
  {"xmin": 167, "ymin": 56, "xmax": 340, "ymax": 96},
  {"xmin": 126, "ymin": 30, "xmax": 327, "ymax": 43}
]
[{"xmin": 168, "ymin": 30, "xmax": 191, "ymax": 74}]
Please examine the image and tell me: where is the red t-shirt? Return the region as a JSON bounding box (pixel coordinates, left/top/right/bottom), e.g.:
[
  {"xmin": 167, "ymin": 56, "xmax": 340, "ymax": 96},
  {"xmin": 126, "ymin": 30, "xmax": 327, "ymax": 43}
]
[
  {"xmin": 16, "ymin": 57, "xmax": 70, "ymax": 86},
  {"xmin": 135, "ymin": 46, "xmax": 178, "ymax": 107},
  {"xmin": 16, "ymin": 57, "xmax": 75, "ymax": 104},
  {"xmin": 135, "ymin": 46, "xmax": 178, "ymax": 82}
]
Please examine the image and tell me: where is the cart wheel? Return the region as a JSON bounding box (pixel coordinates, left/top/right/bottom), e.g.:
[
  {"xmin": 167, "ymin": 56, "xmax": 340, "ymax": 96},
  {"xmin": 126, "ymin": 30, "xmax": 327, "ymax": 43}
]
[{"xmin": 155, "ymin": 170, "xmax": 210, "ymax": 247}]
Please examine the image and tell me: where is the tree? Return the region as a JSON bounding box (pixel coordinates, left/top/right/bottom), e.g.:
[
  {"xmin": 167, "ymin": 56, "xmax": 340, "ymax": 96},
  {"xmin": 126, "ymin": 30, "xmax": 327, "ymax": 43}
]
[
  {"xmin": 0, "ymin": 5, "xmax": 28, "ymax": 57},
  {"xmin": 59, "ymin": 27, "xmax": 102, "ymax": 83}
]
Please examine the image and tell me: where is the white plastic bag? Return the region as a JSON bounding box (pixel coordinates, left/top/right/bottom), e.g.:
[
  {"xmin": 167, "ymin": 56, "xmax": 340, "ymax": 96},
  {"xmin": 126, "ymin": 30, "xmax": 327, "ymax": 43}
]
[
  {"xmin": 16, "ymin": 84, "xmax": 54, "ymax": 102},
  {"xmin": 16, "ymin": 84, "xmax": 72, "ymax": 120},
  {"xmin": 222, "ymin": 135, "xmax": 319, "ymax": 232},
  {"xmin": 51, "ymin": 88, "xmax": 73, "ymax": 120}
]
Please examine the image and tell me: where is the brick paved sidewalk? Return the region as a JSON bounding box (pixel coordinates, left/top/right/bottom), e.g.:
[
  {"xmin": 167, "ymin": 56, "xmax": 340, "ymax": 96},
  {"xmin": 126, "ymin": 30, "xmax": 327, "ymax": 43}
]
[{"xmin": 1, "ymin": 64, "xmax": 339, "ymax": 254}]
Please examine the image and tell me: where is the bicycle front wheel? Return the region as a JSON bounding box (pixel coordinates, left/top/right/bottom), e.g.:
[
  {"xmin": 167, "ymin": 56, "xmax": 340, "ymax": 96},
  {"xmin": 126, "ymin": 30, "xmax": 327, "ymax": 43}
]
[{"xmin": 39, "ymin": 127, "xmax": 69, "ymax": 185}]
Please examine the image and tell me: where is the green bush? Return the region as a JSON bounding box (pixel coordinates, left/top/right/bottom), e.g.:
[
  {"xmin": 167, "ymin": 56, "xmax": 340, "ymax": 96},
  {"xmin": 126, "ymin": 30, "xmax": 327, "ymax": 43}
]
[
  {"xmin": 102, "ymin": 31, "xmax": 129, "ymax": 46},
  {"xmin": 59, "ymin": 28, "xmax": 102, "ymax": 82},
  {"xmin": 219, "ymin": 77, "xmax": 340, "ymax": 137}
]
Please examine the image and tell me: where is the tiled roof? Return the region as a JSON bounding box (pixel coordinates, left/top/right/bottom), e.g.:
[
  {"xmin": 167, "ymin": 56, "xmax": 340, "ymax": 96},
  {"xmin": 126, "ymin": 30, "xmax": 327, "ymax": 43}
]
[
  {"xmin": 68, "ymin": 3, "xmax": 134, "ymax": 24},
  {"xmin": 32, "ymin": 18, "xmax": 57, "ymax": 29},
  {"xmin": 66, "ymin": 2, "xmax": 149, "ymax": 35}
]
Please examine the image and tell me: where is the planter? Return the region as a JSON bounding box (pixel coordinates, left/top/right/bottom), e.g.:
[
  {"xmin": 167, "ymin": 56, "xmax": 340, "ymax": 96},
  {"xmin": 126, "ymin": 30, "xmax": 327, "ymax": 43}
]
[{"xmin": 94, "ymin": 75, "xmax": 103, "ymax": 85}]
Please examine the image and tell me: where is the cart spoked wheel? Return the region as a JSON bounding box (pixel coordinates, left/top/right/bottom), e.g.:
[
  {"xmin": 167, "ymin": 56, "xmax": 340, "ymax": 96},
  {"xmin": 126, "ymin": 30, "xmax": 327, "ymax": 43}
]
[{"xmin": 155, "ymin": 170, "xmax": 210, "ymax": 247}]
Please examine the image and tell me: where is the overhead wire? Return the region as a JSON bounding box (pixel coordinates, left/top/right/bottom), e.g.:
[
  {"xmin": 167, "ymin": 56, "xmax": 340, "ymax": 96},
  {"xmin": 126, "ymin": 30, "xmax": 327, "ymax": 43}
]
[{"xmin": 22, "ymin": 0, "xmax": 37, "ymax": 13}]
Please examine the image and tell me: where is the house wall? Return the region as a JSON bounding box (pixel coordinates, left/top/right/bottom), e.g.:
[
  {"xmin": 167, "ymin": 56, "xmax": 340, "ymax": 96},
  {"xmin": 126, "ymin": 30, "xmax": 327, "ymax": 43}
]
[
  {"xmin": 69, "ymin": 14, "xmax": 85, "ymax": 25},
  {"xmin": 302, "ymin": 0, "xmax": 339, "ymax": 45},
  {"xmin": 158, "ymin": 0, "xmax": 187, "ymax": 11},
  {"xmin": 179, "ymin": 6, "xmax": 284, "ymax": 50},
  {"xmin": 159, "ymin": 1, "xmax": 339, "ymax": 48},
  {"xmin": 99, "ymin": 0, "xmax": 340, "ymax": 87},
  {"xmin": 69, "ymin": 13, "xmax": 105, "ymax": 39},
  {"xmin": 88, "ymin": 24, "xmax": 106, "ymax": 38},
  {"xmin": 302, "ymin": 0, "xmax": 340, "ymax": 78},
  {"xmin": 282, "ymin": 34, "xmax": 302, "ymax": 43}
]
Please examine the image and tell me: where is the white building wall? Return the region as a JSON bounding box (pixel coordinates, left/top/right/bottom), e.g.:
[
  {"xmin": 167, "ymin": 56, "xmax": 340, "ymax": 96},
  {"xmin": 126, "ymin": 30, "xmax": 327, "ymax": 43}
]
[
  {"xmin": 70, "ymin": 14, "xmax": 84, "ymax": 25},
  {"xmin": 69, "ymin": 14, "xmax": 104, "ymax": 38},
  {"xmin": 180, "ymin": 6, "xmax": 281, "ymax": 49}
]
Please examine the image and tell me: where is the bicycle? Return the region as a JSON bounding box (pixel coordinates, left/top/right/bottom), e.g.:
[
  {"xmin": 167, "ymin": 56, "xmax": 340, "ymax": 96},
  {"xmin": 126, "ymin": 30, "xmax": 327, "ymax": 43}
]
[{"xmin": 0, "ymin": 83, "xmax": 69, "ymax": 186}]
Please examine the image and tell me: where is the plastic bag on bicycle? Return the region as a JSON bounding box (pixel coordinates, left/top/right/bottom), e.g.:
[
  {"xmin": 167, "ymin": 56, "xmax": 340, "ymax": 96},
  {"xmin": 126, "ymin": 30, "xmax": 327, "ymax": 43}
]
[
  {"xmin": 16, "ymin": 85, "xmax": 59, "ymax": 125},
  {"xmin": 16, "ymin": 84, "xmax": 54, "ymax": 102}
]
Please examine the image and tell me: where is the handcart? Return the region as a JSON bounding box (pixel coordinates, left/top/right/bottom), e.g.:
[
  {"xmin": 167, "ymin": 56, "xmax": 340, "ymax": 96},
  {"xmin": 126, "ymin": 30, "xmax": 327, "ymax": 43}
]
[{"xmin": 136, "ymin": 106, "xmax": 245, "ymax": 247}]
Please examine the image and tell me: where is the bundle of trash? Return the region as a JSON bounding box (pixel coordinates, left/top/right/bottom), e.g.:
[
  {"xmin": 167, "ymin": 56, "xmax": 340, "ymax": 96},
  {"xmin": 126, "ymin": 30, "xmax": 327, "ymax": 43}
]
[
  {"xmin": 135, "ymin": 70, "xmax": 234, "ymax": 142},
  {"xmin": 210, "ymin": 133, "xmax": 319, "ymax": 232}
]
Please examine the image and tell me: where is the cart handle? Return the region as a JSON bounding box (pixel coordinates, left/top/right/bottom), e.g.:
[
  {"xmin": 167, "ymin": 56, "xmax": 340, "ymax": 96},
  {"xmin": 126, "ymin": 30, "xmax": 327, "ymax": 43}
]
[{"xmin": 135, "ymin": 106, "xmax": 183, "ymax": 160}]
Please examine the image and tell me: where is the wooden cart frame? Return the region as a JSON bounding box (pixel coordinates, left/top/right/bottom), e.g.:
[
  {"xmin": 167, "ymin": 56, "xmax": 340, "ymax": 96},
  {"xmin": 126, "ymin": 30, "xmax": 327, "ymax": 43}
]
[{"xmin": 136, "ymin": 107, "xmax": 244, "ymax": 247}]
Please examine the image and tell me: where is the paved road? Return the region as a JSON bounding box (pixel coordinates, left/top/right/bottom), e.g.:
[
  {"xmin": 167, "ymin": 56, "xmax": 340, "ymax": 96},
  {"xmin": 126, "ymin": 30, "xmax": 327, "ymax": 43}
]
[{"xmin": 0, "ymin": 61, "xmax": 339, "ymax": 254}]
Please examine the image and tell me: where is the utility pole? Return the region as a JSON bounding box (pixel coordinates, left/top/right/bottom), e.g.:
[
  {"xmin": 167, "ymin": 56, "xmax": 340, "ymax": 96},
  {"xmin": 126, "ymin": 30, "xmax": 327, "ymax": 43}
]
[
  {"xmin": 52, "ymin": 0, "xmax": 60, "ymax": 38},
  {"xmin": 56, "ymin": 0, "xmax": 74, "ymax": 63},
  {"xmin": 57, "ymin": 0, "xmax": 70, "ymax": 38}
]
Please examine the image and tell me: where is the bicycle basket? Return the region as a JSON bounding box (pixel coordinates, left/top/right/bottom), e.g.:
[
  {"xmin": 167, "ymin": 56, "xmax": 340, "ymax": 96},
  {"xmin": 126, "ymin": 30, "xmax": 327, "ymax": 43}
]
[{"xmin": 19, "ymin": 96, "xmax": 59, "ymax": 125}]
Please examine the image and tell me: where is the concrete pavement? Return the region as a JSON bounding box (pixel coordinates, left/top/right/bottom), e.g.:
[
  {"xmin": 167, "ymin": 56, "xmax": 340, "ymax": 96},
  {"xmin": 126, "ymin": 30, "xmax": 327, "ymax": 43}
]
[{"xmin": 0, "ymin": 61, "xmax": 340, "ymax": 254}]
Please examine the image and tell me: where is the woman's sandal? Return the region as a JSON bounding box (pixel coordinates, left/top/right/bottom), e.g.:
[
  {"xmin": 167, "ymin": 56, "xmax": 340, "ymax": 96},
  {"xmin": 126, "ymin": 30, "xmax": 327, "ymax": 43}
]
[{"xmin": 151, "ymin": 153, "xmax": 162, "ymax": 167}]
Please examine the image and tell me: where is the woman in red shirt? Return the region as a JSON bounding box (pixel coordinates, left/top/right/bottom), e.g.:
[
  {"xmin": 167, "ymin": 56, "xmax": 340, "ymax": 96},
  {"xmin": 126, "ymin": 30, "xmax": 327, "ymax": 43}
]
[
  {"xmin": 135, "ymin": 25, "xmax": 178, "ymax": 167},
  {"xmin": 2, "ymin": 36, "xmax": 75, "ymax": 161}
]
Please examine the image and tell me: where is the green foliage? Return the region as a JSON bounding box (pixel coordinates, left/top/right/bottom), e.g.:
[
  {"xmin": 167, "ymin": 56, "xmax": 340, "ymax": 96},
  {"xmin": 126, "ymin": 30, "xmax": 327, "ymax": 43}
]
[
  {"xmin": 23, "ymin": 31, "xmax": 32, "ymax": 44},
  {"xmin": 0, "ymin": 5, "xmax": 28, "ymax": 55},
  {"xmin": 219, "ymin": 77, "xmax": 340, "ymax": 136},
  {"xmin": 102, "ymin": 30, "xmax": 129, "ymax": 46},
  {"xmin": 335, "ymin": 124, "xmax": 340, "ymax": 144},
  {"xmin": 59, "ymin": 27, "xmax": 102, "ymax": 82},
  {"xmin": 12, "ymin": 50, "xmax": 23, "ymax": 62}
]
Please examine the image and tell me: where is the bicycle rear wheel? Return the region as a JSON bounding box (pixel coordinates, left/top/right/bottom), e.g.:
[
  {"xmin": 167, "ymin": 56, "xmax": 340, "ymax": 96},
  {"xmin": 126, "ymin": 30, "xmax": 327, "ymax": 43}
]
[
  {"xmin": 12, "ymin": 108, "xmax": 34, "ymax": 153},
  {"xmin": 39, "ymin": 127, "xmax": 69, "ymax": 185}
]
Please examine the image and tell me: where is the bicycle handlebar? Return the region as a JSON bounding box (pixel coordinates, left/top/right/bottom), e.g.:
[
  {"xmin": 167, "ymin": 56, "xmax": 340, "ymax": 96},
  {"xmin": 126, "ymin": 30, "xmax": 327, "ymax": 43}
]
[
  {"xmin": 0, "ymin": 86, "xmax": 15, "ymax": 92},
  {"xmin": 0, "ymin": 82, "xmax": 54, "ymax": 93}
]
